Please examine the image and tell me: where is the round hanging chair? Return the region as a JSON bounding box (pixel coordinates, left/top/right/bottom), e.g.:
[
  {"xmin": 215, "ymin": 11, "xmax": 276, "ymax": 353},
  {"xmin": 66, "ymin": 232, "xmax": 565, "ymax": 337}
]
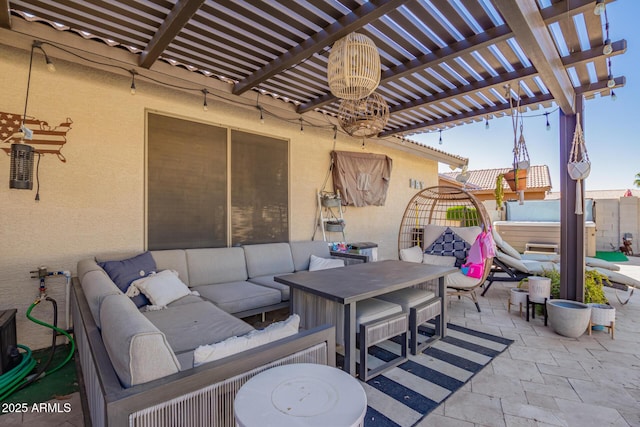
[{"xmin": 397, "ymin": 186, "xmax": 493, "ymax": 311}]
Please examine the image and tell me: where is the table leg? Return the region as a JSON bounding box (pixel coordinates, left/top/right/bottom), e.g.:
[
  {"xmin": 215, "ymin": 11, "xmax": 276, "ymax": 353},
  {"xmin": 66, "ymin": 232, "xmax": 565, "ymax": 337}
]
[
  {"xmin": 439, "ymin": 276, "xmax": 447, "ymax": 338},
  {"xmin": 343, "ymin": 302, "xmax": 356, "ymax": 376}
]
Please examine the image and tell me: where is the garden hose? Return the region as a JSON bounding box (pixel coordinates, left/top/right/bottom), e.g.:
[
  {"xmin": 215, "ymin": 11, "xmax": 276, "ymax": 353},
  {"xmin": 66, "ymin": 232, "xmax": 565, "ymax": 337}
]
[{"xmin": 0, "ymin": 298, "xmax": 75, "ymax": 401}]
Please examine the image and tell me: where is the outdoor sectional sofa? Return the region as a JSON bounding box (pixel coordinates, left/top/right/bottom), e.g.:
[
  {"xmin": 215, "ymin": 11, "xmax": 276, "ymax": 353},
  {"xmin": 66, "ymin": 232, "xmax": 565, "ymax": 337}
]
[{"xmin": 71, "ymin": 241, "xmax": 347, "ymax": 427}]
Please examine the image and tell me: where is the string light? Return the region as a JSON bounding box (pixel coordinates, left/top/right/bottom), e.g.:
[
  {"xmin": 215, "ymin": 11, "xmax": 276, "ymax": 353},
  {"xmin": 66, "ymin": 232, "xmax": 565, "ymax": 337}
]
[
  {"xmin": 299, "ymin": 118, "xmax": 304, "ymax": 133},
  {"xmin": 607, "ymin": 58, "xmax": 615, "ymax": 88},
  {"xmin": 438, "ymin": 129, "xmax": 443, "ymax": 145},
  {"xmin": 258, "ymin": 106, "xmax": 264, "ymax": 124},
  {"xmin": 33, "ymin": 41, "xmax": 55, "ymax": 72},
  {"xmin": 594, "ymin": 0, "xmax": 605, "ymax": 16},
  {"xmin": 611, "ymin": 90, "xmax": 617, "ymax": 101},
  {"xmin": 485, "ymin": 116, "xmax": 490, "ymax": 130},
  {"xmin": 545, "ymin": 112, "xmax": 550, "ymax": 131},
  {"xmin": 333, "ymin": 125, "xmax": 337, "ymax": 141},
  {"xmin": 602, "ymin": 11, "xmax": 612, "ymax": 55},
  {"xmin": 202, "ymin": 88, "xmax": 209, "ymax": 111},
  {"xmin": 129, "ymin": 69, "xmax": 137, "ymax": 95}
]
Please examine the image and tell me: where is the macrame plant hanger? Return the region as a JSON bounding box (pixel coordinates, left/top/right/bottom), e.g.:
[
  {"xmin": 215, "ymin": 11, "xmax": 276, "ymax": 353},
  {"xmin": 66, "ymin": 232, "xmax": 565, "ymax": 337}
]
[
  {"xmin": 508, "ymin": 83, "xmax": 530, "ymax": 204},
  {"xmin": 567, "ymin": 113, "xmax": 590, "ymax": 214}
]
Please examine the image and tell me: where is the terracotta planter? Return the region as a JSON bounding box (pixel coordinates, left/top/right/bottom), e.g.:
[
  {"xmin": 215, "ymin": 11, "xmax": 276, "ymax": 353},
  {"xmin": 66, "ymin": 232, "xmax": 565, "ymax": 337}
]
[{"xmin": 504, "ymin": 169, "xmax": 527, "ymax": 192}]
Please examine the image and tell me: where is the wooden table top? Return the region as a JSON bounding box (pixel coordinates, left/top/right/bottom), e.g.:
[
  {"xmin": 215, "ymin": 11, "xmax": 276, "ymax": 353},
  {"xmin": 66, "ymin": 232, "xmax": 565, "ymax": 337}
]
[{"xmin": 275, "ymin": 260, "xmax": 456, "ymax": 304}]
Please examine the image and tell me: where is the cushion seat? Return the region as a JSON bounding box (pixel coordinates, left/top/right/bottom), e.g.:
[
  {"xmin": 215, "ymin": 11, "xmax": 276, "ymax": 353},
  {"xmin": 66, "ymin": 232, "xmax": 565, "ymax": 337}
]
[
  {"xmin": 376, "ymin": 288, "xmax": 435, "ymax": 311},
  {"xmin": 247, "ymin": 275, "xmax": 290, "ymax": 301},
  {"xmin": 193, "ymin": 281, "xmax": 281, "ymax": 314},
  {"xmin": 355, "ymin": 298, "xmax": 403, "ymax": 328},
  {"xmin": 143, "ymin": 300, "xmax": 255, "ymax": 353}
]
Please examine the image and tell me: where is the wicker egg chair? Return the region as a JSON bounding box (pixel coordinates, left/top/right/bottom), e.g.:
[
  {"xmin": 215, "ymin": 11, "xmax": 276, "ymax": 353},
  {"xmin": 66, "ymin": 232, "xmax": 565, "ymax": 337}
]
[{"xmin": 398, "ymin": 185, "xmax": 493, "ymax": 312}]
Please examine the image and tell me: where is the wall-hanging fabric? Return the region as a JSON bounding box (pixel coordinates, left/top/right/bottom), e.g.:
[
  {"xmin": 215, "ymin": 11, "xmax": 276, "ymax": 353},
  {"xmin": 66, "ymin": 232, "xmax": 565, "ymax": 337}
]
[{"xmin": 331, "ymin": 150, "xmax": 392, "ymax": 207}]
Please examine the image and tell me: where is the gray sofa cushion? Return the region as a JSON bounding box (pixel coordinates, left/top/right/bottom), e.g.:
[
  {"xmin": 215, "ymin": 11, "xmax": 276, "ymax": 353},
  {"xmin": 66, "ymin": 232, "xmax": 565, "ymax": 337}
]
[
  {"xmin": 151, "ymin": 250, "xmax": 190, "ymax": 286},
  {"xmin": 143, "ymin": 300, "xmax": 254, "ymax": 353},
  {"xmin": 243, "ymin": 243, "xmax": 294, "ymax": 278},
  {"xmin": 193, "ymin": 281, "xmax": 281, "ymax": 314},
  {"xmin": 247, "ymin": 276, "xmax": 290, "ymax": 301},
  {"xmin": 81, "ymin": 269, "xmax": 122, "ymax": 329},
  {"xmin": 100, "ymin": 294, "xmax": 180, "ymax": 388},
  {"xmin": 78, "ymin": 258, "xmax": 107, "ymax": 283},
  {"xmin": 186, "ymin": 248, "xmax": 248, "ymax": 286},
  {"xmin": 290, "ymin": 241, "xmax": 331, "ymax": 271}
]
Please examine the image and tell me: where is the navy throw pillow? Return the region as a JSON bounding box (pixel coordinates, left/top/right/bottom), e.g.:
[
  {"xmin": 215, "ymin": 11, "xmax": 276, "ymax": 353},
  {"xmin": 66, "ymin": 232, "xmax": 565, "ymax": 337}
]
[
  {"xmin": 98, "ymin": 251, "xmax": 156, "ymax": 308},
  {"xmin": 424, "ymin": 227, "xmax": 471, "ymax": 267}
]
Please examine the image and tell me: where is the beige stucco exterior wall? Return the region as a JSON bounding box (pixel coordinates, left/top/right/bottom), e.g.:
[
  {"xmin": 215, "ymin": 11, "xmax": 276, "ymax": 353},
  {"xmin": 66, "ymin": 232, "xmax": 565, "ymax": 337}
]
[{"xmin": 0, "ymin": 43, "xmax": 440, "ymax": 349}]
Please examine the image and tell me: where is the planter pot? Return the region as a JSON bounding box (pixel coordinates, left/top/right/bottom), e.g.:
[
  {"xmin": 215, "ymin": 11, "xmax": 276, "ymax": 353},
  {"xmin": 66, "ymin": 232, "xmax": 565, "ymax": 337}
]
[
  {"xmin": 509, "ymin": 288, "xmax": 528, "ymax": 315},
  {"xmin": 528, "ymin": 277, "xmax": 551, "ymax": 303},
  {"xmin": 589, "ymin": 303, "xmax": 615, "ymax": 325},
  {"xmin": 325, "ymin": 220, "xmax": 345, "ymax": 232},
  {"xmin": 546, "ymin": 299, "xmax": 591, "ymax": 338},
  {"xmin": 504, "ymin": 169, "xmax": 527, "ymax": 192}
]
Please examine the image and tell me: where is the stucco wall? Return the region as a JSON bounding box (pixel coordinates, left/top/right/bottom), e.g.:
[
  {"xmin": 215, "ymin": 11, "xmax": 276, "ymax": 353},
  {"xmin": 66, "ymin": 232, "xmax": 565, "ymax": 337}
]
[{"xmin": 0, "ymin": 44, "xmax": 439, "ymax": 349}]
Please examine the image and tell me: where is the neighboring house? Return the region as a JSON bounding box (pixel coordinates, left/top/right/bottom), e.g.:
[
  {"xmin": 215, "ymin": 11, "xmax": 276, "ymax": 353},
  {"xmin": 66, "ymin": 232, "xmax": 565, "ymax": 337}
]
[{"xmin": 440, "ymin": 165, "xmax": 552, "ymax": 202}]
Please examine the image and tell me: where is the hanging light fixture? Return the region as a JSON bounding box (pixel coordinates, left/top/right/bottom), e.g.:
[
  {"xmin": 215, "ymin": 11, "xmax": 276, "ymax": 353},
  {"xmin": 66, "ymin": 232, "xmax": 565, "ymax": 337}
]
[
  {"xmin": 327, "ymin": 32, "xmax": 381, "ymax": 100},
  {"xmin": 9, "ymin": 143, "xmax": 34, "ymax": 189},
  {"xmin": 337, "ymin": 92, "xmax": 389, "ymax": 137},
  {"xmin": 594, "ymin": 0, "xmax": 605, "ymax": 15}
]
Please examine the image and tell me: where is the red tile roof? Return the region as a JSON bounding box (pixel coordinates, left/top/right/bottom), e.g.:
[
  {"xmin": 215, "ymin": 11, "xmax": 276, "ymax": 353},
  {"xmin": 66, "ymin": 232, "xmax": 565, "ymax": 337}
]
[{"xmin": 440, "ymin": 165, "xmax": 552, "ymax": 192}]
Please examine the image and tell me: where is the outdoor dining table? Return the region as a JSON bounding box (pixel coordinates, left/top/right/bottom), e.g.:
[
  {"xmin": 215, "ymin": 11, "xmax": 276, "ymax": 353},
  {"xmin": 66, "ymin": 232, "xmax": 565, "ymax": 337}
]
[{"xmin": 275, "ymin": 260, "xmax": 457, "ymax": 377}]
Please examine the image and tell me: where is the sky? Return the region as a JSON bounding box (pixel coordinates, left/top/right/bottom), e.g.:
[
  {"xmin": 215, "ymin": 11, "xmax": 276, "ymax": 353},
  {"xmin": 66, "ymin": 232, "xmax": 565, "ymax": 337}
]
[{"xmin": 413, "ymin": 1, "xmax": 638, "ymax": 192}]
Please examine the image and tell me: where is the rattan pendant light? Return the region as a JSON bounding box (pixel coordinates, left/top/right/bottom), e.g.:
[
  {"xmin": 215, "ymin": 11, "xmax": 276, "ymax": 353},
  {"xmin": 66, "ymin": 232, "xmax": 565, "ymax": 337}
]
[
  {"xmin": 327, "ymin": 32, "xmax": 381, "ymax": 100},
  {"xmin": 337, "ymin": 91, "xmax": 389, "ymax": 137}
]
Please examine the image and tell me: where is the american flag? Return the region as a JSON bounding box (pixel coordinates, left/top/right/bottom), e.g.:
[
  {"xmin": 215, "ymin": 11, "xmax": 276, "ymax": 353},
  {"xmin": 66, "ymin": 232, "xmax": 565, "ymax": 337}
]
[{"xmin": 0, "ymin": 111, "xmax": 72, "ymax": 161}]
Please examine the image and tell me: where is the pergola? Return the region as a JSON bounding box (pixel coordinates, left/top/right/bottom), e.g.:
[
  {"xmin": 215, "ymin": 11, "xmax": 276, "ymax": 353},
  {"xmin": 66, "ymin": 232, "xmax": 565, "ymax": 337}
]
[{"xmin": 0, "ymin": 0, "xmax": 627, "ymax": 300}]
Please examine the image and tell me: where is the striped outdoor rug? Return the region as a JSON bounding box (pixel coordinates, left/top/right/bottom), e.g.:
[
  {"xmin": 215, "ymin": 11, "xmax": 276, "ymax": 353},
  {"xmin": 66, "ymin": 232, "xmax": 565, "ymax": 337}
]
[{"xmin": 356, "ymin": 323, "xmax": 513, "ymax": 427}]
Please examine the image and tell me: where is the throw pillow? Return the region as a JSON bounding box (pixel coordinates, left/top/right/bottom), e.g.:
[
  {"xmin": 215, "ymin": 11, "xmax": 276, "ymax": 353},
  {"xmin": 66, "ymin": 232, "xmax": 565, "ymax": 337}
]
[
  {"xmin": 424, "ymin": 227, "xmax": 471, "ymax": 267},
  {"xmin": 99, "ymin": 251, "xmax": 156, "ymax": 307},
  {"xmin": 422, "ymin": 254, "xmax": 457, "ymax": 266},
  {"xmin": 399, "ymin": 245, "xmax": 423, "ymax": 263},
  {"xmin": 309, "ymin": 254, "xmax": 345, "ymax": 271},
  {"xmin": 127, "ymin": 270, "xmax": 192, "ymax": 308},
  {"xmin": 193, "ymin": 314, "xmax": 300, "ymax": 367}
]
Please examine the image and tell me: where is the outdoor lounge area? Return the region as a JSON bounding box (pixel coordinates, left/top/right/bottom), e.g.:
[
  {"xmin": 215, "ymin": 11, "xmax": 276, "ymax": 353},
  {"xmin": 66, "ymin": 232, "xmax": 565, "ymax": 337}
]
[{"xmin": 1, "ymin": 1, "xmax": 636, "ymax": 426}]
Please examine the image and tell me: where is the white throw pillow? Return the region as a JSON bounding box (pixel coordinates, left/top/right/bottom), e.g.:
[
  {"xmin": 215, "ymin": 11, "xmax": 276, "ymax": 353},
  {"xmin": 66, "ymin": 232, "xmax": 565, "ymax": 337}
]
[
  {"xmin": 127, "ymin": 270, "xmax": 191, "ymax": 308},
  {"xmin": 193, "ymin": 314, "xmax": 300, "ymax": 366},
  {"xmin": 422, "ymin": 254, "xmax": 457, "ymax": 267},
  {"xmin": 309, "ymin": 254, "xmax": 344, "ymax": 271},
  {"xmin": 399, "ymin": 246, "xmax": 423, "ymax": 263}
]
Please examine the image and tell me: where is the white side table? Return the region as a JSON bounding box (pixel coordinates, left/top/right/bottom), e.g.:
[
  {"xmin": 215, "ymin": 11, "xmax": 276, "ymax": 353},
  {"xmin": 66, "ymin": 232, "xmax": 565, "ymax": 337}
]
[{"xmin": 234, "ymin": 363, "xmax": 367, "ymax": 427}]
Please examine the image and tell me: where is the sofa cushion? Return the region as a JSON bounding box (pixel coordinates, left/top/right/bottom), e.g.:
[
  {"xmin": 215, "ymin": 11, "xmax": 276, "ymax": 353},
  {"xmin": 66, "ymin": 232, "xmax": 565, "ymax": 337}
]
[
  {"xmin": 193, "ymin": 281, "xmax": 281, "ymax": 314},
  {"xmin": 100, "ymin": 294, "xmax": 180, "ymax": 388},
  {"xmin": 445, "ymin": 271, "xmax": 482, "ymax": 289},
  {"xmin": 99, "ymin": 252, "xmax": 156, "ymax": 308},
  {"xmin": 399, "ymin": 246, "xmax": 423, "ymax": 263},
  {"xmin": 308, "ymin": 255, "xmax": 344, "ymax": 271},
  {"xmin": 80, "ymin": 269, "xmax": 122, "ymax": 329},
  {"xmin": 425, "ymin": 227, "xmax": 470, "ymax": 267},
  {"xmin": 422, "ymin": 254, "xmax": 457, "ymax": 267},
  {"xmin": 376, "ymin": 288, "xmax": 436, "ymax": 312},
  {"xmin": 78, "ymin": 258, "xmax": 108, "ymax": 284},
  {"xmin": 243, "ymin": 243, "xmax": 294, "ymax": 278},
  {"xmin": 151, "ymin": 250, "xmax": 190, "ymax": 286},
  {"xmin": 186, "ymin": 248, "xmax": 248, "ymax": 286},
  {"xmin": 247, "ymin": 276, "xmax": 290, "ymax": 301},
  {"xmin": 290, "ymin": 241, "xmax": 331, "ymax": 271},
  {"xmin": 355, "ymin": 299, "xmax": 402, "ymax": 328},
  {"xmin": 144, "ymin": 300, "xmax": 254, "ymax": 353},
  {"xmin": 128, "ymin": 270, "xmax": 192, "ymax": 308},
  {"xmin": 193, "ymin": 314, "xmax": 300, "ymax": 367}
]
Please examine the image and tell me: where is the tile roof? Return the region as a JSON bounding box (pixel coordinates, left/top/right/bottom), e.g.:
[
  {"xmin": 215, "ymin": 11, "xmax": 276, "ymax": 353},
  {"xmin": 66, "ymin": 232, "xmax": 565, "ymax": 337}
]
[
  {"xmin": 440, "ymin": 165, "xmax": 552, "ymax": 192},
  {"xmin": 546, "ymin": 189, "xmax": 637, "ymax": 200}
]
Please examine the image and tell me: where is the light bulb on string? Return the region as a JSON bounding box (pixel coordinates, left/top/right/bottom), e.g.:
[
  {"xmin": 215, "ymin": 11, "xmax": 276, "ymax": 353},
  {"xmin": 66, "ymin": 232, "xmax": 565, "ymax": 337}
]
[
  {"xmin": 607, "ymin": 74, "xmax": 615, "ymax": 88},
  {"xmin": 438, "ymin": 129, "xmax": 443, "ymax": 145},
  {"xmin": 129, "ymin": 69, "xmax": 137, "ymax": 95},
  {"xmin": 33, "ymin": 41, "xmax": 55, "ymax": 72},
  {"xmin": 545, "ymin": 112, "xmax": 551, "ymax": 131},
  {"xmin": 594, "ymin": 0, "xmax": 605, "ymax": 15},
  {"xmin": 299, "ymin": 118, "xmax": 304, "ymax": 133},
  {"xmin": 258, "ymin": 106, "xmax": 264, "ymax": 124},
  {"xmin": 202, "ymin": 89, "xmax": 209, "ymax": 111},
  {"xmin": 603, "ymin": 39, "xmax": 613, "ymax": 55},
  {"xmin": 485, "ymin": 117, "xmax": 490, "ymax": 130},
  {"xmin": 611, "ymin": 90, "xmax": 617, "ymax": 101}
]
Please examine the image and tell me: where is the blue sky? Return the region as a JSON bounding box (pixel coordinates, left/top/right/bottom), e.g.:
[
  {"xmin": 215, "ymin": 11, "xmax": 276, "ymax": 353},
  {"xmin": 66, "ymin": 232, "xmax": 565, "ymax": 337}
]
[{"xmin": 413, "ymin": 1, "xmax": 637, "ymax": 192}]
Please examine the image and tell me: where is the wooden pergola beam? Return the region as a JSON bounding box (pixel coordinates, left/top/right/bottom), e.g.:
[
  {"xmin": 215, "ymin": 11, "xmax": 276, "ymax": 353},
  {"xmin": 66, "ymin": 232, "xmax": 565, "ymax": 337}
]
[
  {"xmin": 232, "ymin": 0, "xmax": 412, "ymax": 96},
  {"xmin": 493, "ymin": 0, "xmax": 575, "ymax": 114},
  {"xmin": 0, "ymin": 0, "xmax": 11, "ymax": 29},
  {"xmin": 139, "ymin": 0, "xmax": 205, "ymax": 69},
  {"xmin": 388, "ymin": 40, "xmax": 625, "ymax": 115}
]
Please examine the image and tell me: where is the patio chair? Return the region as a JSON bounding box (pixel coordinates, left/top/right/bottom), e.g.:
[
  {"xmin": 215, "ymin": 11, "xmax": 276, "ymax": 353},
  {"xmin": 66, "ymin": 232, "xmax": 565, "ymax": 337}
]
[
  {"xmin": 356, "ymin": 298, "xmax": 408, "ymax": 381},
  {"xmin": 397, "ymin": 186, "xmax": 495, "ymax": 313}
]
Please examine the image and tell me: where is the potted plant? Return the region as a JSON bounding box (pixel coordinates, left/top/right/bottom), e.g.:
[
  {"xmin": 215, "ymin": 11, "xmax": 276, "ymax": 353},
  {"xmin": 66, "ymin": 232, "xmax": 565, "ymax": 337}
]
[
  {"xmin": 584, "ymin": 270, "xmax": 615, "ymax": 338},
  {"xmin": 503, "ymin": 168, "xmax": 527, "ymax": 192},
  {"xmin": 494, "ymin": 174, "xmax": 504, "ymax": 210}
]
